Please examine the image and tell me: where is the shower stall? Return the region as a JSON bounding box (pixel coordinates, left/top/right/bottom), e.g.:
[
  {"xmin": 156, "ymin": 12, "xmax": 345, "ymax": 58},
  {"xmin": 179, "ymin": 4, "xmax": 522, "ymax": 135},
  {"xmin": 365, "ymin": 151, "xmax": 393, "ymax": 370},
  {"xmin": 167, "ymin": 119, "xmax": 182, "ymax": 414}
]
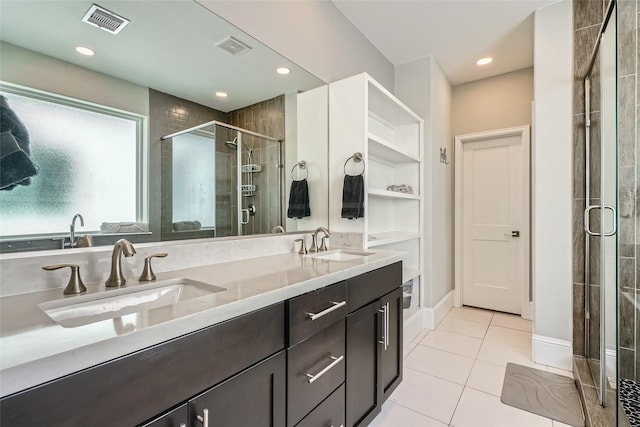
[
  {"xmin": 581, "ymin": 1, "xmax": 639, "ymax": 425},
  {"xmin": 162, "ymin": 121, "xmax": 283, "ymax": 238}
]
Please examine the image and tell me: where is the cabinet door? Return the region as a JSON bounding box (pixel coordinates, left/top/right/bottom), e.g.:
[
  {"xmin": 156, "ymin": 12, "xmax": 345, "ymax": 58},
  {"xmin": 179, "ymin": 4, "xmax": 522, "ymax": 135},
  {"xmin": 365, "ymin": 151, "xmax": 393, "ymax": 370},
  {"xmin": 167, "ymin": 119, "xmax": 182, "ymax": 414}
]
[
  {"xmin": 189, "ymin": 351, "xmax": 285, "ymax": 427},
  {"xmin": 140, "ymin": 405, "xmax": 188, "ymax": 427},
  {"xmin": 380, "ymin": 287, "xmax": 403, "ymax": 402},
  {"xmin": 346, "ymin": 300, "xmax": 382, "ymax": 427}
]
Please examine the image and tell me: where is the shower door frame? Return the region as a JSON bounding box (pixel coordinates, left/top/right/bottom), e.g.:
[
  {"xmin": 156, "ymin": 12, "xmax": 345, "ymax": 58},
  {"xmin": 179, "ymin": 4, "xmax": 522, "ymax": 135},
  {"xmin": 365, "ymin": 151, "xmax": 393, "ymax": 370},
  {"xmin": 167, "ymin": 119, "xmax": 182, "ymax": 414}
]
[{"xmin": 582, "ymin": 0, "xmax": 617, "ymax": 408}]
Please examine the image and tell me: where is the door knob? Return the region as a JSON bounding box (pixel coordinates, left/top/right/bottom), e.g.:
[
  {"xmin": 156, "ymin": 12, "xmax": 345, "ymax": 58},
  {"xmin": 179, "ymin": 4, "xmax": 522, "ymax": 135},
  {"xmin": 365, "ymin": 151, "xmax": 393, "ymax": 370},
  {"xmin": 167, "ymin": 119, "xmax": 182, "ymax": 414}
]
[{"xmin": 504, "ymin": 231, "xmax": 520, "ymax": 237}]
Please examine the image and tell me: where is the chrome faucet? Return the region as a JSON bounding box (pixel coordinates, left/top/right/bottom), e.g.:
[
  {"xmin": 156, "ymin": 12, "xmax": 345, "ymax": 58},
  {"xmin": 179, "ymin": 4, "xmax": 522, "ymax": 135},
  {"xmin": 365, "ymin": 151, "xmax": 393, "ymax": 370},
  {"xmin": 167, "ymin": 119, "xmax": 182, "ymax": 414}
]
[
  {"xmin": 105, "ymin": 239, "xmax": 136, "ymax": 287},
  {"xmin": 309, "ymin": 227, "xmax": 330, "ymax": 253},
  {"xmin": 68, "ymin": 213, "xmax": 84, "ymax": 248}
]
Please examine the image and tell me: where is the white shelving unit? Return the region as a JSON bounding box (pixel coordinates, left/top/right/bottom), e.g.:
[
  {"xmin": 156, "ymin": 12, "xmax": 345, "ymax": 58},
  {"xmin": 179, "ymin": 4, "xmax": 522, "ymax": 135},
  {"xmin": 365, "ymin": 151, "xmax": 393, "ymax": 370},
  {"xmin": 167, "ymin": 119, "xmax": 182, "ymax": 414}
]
[{"xmin": 329, "ymin": 73, "xmax": 423, "ymax": 320}]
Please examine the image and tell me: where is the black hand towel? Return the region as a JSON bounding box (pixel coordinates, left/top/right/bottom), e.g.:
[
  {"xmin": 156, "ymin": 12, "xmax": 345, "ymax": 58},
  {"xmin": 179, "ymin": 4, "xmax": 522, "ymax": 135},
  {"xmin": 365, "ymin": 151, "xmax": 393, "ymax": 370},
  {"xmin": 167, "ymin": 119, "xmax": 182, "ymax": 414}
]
[
  {"xmin": 341, "ymin": 174, "xmax": 364, "ymax": 219},
  {"xmin": 0, "ymin": 131, "xmax": 38, "ymax": 190},
  {"xmin": 0, "ymin": 96, "xmax": 37, "ymax": 191},
  {"xmin": 287, "ymin": 179, "xmax": 310, "ymax": 219}
]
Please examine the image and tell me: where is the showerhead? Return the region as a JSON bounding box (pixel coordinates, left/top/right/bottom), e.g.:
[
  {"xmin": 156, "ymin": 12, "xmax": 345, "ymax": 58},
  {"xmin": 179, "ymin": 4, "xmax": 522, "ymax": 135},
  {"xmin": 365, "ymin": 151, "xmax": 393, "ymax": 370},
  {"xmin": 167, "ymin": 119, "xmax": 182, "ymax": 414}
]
[{"xmin": 225, "ymin": 137, "xmax": 238, "ymax": 150}]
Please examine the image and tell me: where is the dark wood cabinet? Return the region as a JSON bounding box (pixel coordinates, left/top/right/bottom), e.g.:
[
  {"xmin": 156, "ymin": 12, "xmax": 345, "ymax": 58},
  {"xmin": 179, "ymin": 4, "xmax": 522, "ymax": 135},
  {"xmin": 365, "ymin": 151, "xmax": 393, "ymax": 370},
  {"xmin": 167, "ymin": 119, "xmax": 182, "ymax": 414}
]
[
  {"xmin": 189, "ymin": 351, "xmax": 286, "ymax": 427},
  {"xmin": 2, "ymin": 261, "xmax": 402, "ymax": 427},
  {"xmin": 345, "ymin": 262, "xmax": 403, "ymax": 427}
]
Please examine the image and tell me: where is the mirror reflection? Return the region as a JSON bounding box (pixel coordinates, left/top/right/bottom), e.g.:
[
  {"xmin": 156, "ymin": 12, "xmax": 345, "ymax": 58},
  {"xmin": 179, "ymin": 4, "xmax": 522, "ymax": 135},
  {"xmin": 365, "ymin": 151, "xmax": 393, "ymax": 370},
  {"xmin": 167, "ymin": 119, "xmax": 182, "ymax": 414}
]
[{"xmin": 0, "ymin": 0, "xmax": 328, "ymax": 253}]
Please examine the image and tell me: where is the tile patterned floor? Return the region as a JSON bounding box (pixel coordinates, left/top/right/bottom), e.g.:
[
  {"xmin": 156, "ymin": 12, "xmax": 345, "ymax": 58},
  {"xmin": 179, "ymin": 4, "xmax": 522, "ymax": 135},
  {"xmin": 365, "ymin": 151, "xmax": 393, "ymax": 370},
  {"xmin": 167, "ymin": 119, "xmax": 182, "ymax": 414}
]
[{"xmin": 369, "ymin": 307, "xmax": 575, "ymax": 427}]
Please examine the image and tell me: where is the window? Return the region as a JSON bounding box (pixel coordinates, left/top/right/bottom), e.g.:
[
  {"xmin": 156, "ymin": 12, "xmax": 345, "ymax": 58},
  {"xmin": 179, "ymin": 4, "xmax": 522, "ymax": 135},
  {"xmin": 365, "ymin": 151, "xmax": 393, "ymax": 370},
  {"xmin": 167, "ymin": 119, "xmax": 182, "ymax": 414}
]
[
  {"xmin": 172, "ymin": 131, "xmax": 216, "ymax": 228},
  {"xmin": 0, "ymin": 84, "xmax": 144, "ymax": 237}
]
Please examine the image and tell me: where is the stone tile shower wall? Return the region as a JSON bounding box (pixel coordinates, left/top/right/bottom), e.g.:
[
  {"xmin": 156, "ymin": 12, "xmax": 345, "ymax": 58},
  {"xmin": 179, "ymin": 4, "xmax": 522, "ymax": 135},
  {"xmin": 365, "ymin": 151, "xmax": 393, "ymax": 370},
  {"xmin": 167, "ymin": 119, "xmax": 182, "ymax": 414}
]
[
  {"xmin": 617, "ymin": 0, "xmax": 639, "ymax": 381},
  {"xmin": 148, "ymin": 89, "xmax": 227, "ymax": 241},
  {"xmin": 226, "ymin": 95, "xmax": 285, "ymax": 236},
  {"xmin": 572, "ymin": 0, "xmax": 639, "ymax": 381}
]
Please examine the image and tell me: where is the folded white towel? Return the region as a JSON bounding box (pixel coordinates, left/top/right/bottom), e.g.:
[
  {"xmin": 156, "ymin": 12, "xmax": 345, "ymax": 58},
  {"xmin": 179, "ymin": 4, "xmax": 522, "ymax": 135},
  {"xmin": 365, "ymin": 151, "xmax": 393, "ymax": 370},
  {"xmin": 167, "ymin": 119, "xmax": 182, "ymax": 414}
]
[{"xmin": 100, "ymin": 222, "xmax": 149, "ymax": 233}]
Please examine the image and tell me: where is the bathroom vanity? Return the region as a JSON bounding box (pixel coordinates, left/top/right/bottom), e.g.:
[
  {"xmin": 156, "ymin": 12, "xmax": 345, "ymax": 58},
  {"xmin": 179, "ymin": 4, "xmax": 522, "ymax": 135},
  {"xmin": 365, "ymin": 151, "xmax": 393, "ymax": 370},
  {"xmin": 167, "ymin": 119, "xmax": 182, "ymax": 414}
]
[{"xmin": 0, "ymin": 249, "xmax": 403, "ymax": 427}]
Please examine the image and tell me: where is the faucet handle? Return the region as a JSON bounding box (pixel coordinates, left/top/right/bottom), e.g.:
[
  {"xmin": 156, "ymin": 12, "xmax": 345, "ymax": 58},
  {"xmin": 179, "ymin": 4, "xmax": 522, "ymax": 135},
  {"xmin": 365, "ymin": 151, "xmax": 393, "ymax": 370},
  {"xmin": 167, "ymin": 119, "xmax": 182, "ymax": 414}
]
[
  {"xmin": 139, "ymin": 253, "xmax": 168, "ymax": 282},
  {"xmin": 43, "ymin": 264, "xmax": 87, "ymax": 295},
  {"xmin": 319, "ymin": 236, "xmax": 329, "ymax": 252},
  {"xmin": 294, "ymin": 238, "xmax": 308, "ymax": 255}
]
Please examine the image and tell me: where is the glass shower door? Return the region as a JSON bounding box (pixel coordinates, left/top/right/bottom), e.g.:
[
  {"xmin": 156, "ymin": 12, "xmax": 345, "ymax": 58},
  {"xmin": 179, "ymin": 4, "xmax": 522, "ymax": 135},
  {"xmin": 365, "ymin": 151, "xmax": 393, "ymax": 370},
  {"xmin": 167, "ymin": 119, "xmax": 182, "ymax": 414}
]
[
  {"xmin": 584, "ymin": 3, "xmax": 618, "ymax": 412},
  {"xmin": 599, "ymin": 10, "xmax": 618, "ymax": 408}
]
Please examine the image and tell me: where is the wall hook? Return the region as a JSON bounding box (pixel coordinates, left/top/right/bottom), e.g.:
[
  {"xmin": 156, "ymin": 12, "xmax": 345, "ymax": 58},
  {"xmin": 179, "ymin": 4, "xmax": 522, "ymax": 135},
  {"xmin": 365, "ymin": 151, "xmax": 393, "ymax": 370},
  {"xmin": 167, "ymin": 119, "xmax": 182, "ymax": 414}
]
[{"xmin": 440, "ymin": 147, "xmax": 449, "ymax": 165}]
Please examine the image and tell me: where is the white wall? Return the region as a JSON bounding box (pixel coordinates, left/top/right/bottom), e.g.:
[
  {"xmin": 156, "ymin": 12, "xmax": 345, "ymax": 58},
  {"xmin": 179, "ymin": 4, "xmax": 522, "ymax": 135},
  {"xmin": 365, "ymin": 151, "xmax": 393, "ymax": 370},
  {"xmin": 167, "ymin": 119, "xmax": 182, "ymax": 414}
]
[
  {"xmin": 532, "ymin": 0, "xmax": 573, "ymax": 369},
  {"xmin": 395, "ymin": 57, "xmax": 453, "ymax": 308},
  {"xmin": 0, "ymin": 42, "xmax": 149, "ymax": 116},
  {"xmin": 196, "ymin": 0, "xmax": 394, "ymax": 88}
]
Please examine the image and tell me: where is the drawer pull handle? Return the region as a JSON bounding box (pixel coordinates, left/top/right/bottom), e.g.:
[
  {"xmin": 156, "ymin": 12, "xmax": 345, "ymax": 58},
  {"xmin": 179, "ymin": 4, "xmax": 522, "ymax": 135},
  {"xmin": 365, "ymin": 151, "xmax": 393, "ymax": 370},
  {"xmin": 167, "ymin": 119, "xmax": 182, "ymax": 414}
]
[
  {"xmin": 197, "ymin": 409, "xmax": 209, "ymax": 427},
  {"xmin": 305, "ymin": 355, "xmax": 344, "ymax": 384},
  {"xmin": 307, "ymin": 301, "xmax": 346, "ymax": 321}
]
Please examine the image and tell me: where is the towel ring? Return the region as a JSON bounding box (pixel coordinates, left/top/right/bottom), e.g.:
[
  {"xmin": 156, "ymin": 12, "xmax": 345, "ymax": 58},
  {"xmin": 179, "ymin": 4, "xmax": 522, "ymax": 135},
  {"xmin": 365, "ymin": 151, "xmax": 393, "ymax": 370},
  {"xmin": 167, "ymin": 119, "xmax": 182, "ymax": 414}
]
[
  {"xmin": 291, "ymin": 160, "xmax": 308, "ymax": 180},
  {"xmin": 344, "ymin": 152, "xmax": 365, "ymax": 176}
]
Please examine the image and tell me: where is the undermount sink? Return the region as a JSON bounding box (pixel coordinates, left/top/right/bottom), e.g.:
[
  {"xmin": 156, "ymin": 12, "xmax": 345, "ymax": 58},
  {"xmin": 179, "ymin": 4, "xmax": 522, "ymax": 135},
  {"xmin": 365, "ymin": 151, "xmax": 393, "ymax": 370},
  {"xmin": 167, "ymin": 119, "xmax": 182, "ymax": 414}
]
[
  {"xmin": 39, "ymin": 278, "xmax": 226, "ymax": 328},
  {"xmin": 308, "ymin": 249, "xmax": 375, "ymax": 262}
]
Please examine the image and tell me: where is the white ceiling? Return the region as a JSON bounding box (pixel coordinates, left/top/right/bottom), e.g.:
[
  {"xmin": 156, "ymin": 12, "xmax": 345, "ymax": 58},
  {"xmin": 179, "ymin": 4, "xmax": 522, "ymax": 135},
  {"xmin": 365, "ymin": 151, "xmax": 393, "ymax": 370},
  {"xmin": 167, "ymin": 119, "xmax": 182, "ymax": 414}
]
[
  {"xmin": 332, "ymin": 0, "xmax": 557, "ymax": 85},
  {"xmin": 0, "ymin": 0, "xmax": 323, "ymax": 112}
]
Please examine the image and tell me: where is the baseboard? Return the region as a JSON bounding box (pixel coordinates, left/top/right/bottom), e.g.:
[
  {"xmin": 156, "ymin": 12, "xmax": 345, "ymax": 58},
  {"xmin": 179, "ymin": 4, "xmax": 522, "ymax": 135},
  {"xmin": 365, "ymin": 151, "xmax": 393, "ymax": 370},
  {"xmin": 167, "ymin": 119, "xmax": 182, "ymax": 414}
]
[
  {"xmin": 532, "ymin": 334, "xmax": 573, "ymax": 371},
  {"xmin": 424, "ymin": 291, "xmax": 454, "ymax": 330},
  {"xmin": 403, "ymin": 309, "xmax": 426, "ymax": 348}
]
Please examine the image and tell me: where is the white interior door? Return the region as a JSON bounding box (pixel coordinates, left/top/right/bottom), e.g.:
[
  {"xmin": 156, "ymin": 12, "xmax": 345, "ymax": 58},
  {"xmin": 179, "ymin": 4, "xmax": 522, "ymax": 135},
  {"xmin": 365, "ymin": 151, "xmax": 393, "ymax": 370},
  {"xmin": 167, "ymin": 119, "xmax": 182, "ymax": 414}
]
[{"xmin": 458, "ymin": 128, "xmax": 529, "ymax": 314}]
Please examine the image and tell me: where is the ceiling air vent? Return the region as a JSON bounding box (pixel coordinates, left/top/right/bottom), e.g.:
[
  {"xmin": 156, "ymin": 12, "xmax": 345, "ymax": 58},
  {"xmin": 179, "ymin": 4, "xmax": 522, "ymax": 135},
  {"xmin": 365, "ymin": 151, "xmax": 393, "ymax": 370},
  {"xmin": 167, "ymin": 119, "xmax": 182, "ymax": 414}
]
[
  {"xmin": 81, "ymin": 4, "xmax": 130, "ymax": 35},
  {"xmin": 216, "ymin": 36, "xmax": 252, "ymax": 56}
]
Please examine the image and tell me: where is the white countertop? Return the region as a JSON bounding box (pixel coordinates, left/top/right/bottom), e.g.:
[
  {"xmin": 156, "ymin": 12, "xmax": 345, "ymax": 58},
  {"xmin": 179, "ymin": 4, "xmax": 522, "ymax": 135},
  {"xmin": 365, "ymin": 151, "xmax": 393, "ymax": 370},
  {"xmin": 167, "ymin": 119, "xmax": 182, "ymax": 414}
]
[{"xmin": 0, "ymin": 249, "xmax": 403, "ymax": 398}]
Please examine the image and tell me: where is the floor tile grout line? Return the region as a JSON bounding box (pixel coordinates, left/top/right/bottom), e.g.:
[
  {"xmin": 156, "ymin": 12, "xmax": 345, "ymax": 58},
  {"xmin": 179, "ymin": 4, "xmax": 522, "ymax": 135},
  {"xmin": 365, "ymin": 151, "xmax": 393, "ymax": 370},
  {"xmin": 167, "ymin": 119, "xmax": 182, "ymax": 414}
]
[{"xmin": 385, "ymin": 400, "xmax": 454, "ymax": 426}]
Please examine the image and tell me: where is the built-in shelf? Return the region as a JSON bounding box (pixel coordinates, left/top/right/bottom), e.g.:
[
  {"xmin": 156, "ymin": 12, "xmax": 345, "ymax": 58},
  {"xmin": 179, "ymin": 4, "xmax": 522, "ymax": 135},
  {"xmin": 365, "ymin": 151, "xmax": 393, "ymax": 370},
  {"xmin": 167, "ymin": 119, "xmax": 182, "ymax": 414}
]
[
  {"xmin": 368, "ymin": 134, "xmax": 420, "ymax": 163},
  {"xmin": 330, "ymin": 73, "xmax": 423, "ymax": 334},
  {"xmin": 403, "ymin": 267, "xmax": 421, "ymax": 283},
  {"xmin": 368, "ymin": 80, "xmax": 421, "ymax": 126},
  {"xmin": 368, "ymin": 188, "xmax": 420, "ymax": 200},
  {"xmin": 367, "ymin": 231, "xmax": 420, "ymax": 248}
]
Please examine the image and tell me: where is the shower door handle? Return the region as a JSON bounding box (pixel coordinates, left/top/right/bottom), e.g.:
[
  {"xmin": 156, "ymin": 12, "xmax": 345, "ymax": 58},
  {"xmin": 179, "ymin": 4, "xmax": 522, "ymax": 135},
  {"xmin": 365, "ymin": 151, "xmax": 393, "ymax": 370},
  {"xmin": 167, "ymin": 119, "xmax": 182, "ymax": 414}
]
[
  {"xmin": 584, "ymin": 205, "xmax": 617, "ymax": 236},
  {"xmin": 241, "ymin": 209, "xmax": 250, "ymax": 225}
]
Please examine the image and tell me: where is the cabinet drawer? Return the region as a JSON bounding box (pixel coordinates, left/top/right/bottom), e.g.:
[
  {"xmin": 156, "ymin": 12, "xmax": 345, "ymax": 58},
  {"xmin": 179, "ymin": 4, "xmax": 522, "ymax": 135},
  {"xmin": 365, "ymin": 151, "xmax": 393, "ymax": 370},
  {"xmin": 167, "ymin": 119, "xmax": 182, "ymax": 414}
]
[
  {"xmin": 347, "ymin": 262, "xmax": 402, "ymax": 313},
  {"xmin": 288, "ymin": 281, "xmax": 347, "ymax": 346},
  {"xmin": 288, "ymin": 319, "xmax": 345, "ymax": 427},
  {"xmin": 295, "ymin": 384, "xmax": 345, "ymax": 427}
]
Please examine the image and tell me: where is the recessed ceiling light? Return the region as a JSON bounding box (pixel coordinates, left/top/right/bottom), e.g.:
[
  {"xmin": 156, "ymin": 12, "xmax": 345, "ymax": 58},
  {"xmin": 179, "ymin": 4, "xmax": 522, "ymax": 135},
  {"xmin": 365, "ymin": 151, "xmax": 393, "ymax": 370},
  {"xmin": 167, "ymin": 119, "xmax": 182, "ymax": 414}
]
[
  {"xmin": 215, "ymin": 91, "xmax": 228, "ymax": 98},
  {"xmin": 75, "ymin": 46, "xmax": 95, "ymax": 56},
  {"xmin": 276, "ymin": 67, "xmax": 291, "ymax": 75},
  {"xmin": 477, "ymin": 57, "xmax": 493, "ymax": 65}
]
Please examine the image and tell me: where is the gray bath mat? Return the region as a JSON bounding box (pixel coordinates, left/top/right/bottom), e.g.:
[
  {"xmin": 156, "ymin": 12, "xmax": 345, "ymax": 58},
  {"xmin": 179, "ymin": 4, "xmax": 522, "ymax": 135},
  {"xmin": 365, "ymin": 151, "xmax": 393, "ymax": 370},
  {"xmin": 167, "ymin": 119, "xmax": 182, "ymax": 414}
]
[{"xmin": 501, "ymin": 363, "xmax": 585, "ymax": 427}]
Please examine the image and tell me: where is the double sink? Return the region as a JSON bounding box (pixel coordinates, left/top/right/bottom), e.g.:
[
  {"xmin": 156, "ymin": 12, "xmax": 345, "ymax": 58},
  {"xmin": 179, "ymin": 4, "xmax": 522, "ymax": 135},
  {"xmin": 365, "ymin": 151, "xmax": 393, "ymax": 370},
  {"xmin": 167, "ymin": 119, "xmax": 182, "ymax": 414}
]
[{"xmin": 38, "ymin": 249, "xmax": 375, "ymax": 329}]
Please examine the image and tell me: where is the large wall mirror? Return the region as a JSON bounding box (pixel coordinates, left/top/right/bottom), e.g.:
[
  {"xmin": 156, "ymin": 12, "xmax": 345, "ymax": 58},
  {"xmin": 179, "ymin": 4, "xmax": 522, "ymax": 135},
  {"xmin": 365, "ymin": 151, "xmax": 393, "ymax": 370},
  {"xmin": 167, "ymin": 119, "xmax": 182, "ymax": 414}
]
[{"xmin": 0, "ymin": 0, "xmax": 328, "ymax": 253}]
